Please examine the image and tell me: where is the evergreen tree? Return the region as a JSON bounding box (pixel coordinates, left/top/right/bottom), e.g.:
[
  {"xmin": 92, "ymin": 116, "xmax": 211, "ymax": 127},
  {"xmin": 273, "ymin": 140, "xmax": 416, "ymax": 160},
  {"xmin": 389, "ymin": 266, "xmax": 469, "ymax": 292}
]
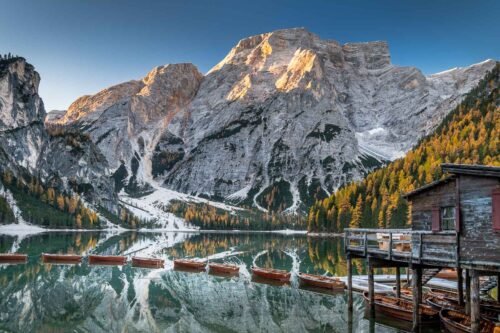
[{"xmin": 307, "ymin": 63, "xmax": 499, "ymax": 232}]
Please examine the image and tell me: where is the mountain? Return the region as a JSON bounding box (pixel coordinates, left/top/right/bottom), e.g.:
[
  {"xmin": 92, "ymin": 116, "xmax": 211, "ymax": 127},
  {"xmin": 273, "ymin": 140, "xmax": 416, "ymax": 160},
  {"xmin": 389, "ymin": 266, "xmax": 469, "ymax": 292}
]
[
  {"xmin": 0, "ymin": 56, "xmax": 117, "ymax": 228},
  {"xmin": 307, "ymin": 62, "xmax": 499, "ymax": 233},
  {"xmin": 50, "ymin": 28, "xmax": 496, "ymax": 213}
]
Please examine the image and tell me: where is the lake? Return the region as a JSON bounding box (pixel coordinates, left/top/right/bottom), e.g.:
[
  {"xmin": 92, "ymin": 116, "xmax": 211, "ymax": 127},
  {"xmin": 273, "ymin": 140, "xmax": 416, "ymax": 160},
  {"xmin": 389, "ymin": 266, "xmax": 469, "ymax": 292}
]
[{"xmin": 0, "ymin": 232, "xmax": 439, "ymax": 333}]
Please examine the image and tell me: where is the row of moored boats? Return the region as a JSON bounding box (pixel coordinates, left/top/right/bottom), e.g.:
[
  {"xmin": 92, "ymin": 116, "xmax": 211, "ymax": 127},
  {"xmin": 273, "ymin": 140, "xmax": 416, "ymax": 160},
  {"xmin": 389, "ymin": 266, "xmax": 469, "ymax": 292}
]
[
  {"xmin": 0, "ymin": 253, "xmax": 344, "ymax": 289},
  {"xmin": 0, "ymin": 253, "xmax": 165, "ymax": 268},
  {"xmin": 173, "ymin": 258, "xmax": 346, "ymax": 289}
]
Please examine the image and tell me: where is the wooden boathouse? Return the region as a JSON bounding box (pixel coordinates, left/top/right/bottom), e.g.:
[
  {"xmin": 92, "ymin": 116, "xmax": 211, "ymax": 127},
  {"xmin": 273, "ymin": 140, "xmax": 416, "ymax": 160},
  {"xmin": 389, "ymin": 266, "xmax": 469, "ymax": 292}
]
[{"xmin": 345, "ymin": 164, "xmax": 500, "ymax": 332}]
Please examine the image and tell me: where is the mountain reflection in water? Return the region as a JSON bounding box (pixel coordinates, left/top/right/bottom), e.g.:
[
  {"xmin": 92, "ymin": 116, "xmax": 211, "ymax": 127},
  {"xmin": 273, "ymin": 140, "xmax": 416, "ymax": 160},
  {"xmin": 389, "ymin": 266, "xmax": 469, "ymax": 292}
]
[{"xmin": 0, "ymin": 232, "xmax": 438, "ymax": 333}]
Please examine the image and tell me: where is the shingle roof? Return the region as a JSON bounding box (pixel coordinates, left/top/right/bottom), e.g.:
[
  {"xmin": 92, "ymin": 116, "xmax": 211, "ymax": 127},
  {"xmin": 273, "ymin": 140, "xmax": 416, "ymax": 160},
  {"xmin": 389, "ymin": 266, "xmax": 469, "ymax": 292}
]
[
  {"xmin": 441, "ymin": 163, "xmax": 500, "ymax": 178},
  {"xmin": 403, "ymin": 164, "xmax": 500, "ymax": 199},
  {"xmin": 402, "ymin": 176, "xmax": 455, "ymax": 199}
]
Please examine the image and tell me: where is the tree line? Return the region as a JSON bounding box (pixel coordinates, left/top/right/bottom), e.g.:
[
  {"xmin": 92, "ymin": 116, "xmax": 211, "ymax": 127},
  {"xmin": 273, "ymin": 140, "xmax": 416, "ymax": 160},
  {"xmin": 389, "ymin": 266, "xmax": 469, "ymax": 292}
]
[
  {"xmin": 167, "ymin": 200, "xmax": 306, "ymax": 230},
  {"xmin": 307, "ymin": 63, "xmax": 499, "ymax": 233},
  {"xmin": 1, "ymin": 171, "xmax": 100, "ymax": 228}
]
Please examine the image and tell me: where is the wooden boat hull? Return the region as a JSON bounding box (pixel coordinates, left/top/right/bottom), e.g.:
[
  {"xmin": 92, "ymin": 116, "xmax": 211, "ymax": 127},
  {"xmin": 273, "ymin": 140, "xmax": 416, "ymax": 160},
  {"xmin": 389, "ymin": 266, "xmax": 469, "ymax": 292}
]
[
  {"xmin": 428, "ymin": 288, "xmax": 461, "ymax": 302},
  {"xmin": 427, "ymin": 295, "xmax": 499, "ymax": 322},
  {"xmin": 208, "ymin": 263, "xmax": 239, "ymax": 275},
  {"xmin": 426, "ymin": 295, "xmax": 462, "ymax": 311},
  {"xmin": 363, "ymin": 292, "xmax": 439, "ymax": 323},
  {"xmin": 0, "ymin": 253, "xmax": 28, "ymax": 263},
  {"xmin": 252, "ymin": 275, "xmax": 290, "ymax": 287},
  {"xmin": 174, "ymin": 259, "xmax": 206, "ymax": 270},
  {"xmin": 439, "ymin": 309, "xmax": 495, "ymax": 333},
  {"xmin": 299, "ymin": 273, "xmax": 345, "ymax": 290},
  {"xmin": 436, "ymin": 269, "xmax": 458, "ymax": 280},
  {"xmin": 89, "ymin": 255, "xmax": 127, "ymax": 265},
  {"xmin": 131, "ymin": 257, "xmax": 164, "ymax": 268},
  {"xmin": 252, "ymin": 267, "xmax": 291, "ymax": 282},
  {"xmin": 42, "ymin": 253, "xmax": 82, "ymax": 264},
  {"xmin": 395, "ymin": 287, "xmax": 413, "ymax": 300}
]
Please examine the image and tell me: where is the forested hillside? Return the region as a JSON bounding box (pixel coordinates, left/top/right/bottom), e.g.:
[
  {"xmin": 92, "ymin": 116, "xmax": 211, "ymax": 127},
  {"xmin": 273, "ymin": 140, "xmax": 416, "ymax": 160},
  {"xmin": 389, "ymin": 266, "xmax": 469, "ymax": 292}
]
[{"xmin": 307, "ymin": 63, "xmax": 499, "ymax": 233}]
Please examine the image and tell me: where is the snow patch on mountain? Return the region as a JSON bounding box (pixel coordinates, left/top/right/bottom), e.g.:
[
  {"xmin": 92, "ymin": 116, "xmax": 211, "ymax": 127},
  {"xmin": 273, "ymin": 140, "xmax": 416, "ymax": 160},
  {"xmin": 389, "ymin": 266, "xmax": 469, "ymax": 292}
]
[
  {"xmin": 355, "ymin": 128, "xmax": 405, "ymax": 160},
  {"xmin": 119, "ymin": 184, "xmax": 244, "ymax": 230}
]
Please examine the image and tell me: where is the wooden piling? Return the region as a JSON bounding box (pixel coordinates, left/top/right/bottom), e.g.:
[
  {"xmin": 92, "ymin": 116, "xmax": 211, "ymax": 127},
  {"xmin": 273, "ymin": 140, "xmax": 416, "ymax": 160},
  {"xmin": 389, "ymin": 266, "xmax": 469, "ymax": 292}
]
[
  {"xmin": 457, "ymin": 268, "xmax": 464, "ymax": 306},
  {"xmin": 412, "ymin": 266, "xmax": 422, "ymax": 331},
  {"xmin": 395, "ymin": 267, "xmax": 401, "ymax": 298},
  {"xmin": 347, "ymin": 304, "xmax": 353, "ymax": 333},
  {"xmin": 347, "ymin": 254, "xmax": 353, "ymax": 311},
  {"xmin": 465, "ymin": 269, "xmax": 471, "ymax": 315},
  {"xmin": 498, "ymin": 274, "xmax": 500, "ymax": 303},
  {"xmin": 368, "ymin": 262, "xmax": 374, "ymax": 310},
  {"xmin": 471, "ymin": 270, "xmax": 480, "ymax": 333}
]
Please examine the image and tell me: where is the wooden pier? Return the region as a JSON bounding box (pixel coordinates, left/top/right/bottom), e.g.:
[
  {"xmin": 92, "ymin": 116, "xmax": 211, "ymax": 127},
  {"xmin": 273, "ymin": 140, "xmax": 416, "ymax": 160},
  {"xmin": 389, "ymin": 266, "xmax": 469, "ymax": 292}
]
[{"xmin": 345, "ymin": 164, "xmax": 500, "ymax": 332}]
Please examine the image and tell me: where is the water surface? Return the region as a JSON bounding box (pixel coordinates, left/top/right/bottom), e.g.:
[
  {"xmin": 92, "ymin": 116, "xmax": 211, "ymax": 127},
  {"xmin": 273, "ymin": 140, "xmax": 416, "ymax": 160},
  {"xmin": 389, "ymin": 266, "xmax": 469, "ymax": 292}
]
[{"xmin": 0, "ymin": 232, "xmax": 439, "ymax": 333}]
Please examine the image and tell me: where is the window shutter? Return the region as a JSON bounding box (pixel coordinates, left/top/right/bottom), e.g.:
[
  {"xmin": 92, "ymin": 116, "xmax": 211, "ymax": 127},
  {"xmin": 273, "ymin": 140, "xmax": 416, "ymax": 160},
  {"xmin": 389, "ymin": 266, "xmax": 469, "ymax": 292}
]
[
  {"xmin": 431, "ymin": 207, "xmax": 441, "ymax": 232},
  {"xmin": 493, "ymin": 188, "xmax": 500, "ymax": 231}
]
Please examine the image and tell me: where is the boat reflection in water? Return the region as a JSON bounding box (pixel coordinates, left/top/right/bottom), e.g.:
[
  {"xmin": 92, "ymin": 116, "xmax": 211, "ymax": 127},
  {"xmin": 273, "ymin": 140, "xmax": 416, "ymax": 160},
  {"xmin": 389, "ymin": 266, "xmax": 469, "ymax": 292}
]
[{"xmin": 0, "ymin": 231, "xmax": 443, "ymax": 333}]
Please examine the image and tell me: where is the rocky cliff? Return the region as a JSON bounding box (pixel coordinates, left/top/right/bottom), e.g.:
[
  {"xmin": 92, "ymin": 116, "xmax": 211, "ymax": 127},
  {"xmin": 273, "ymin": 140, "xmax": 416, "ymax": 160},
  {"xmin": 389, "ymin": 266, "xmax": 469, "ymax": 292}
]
[
  {"xmin": 48, "ymin": 28, "xmax": 497, "ymax": 212},
  {"xmin": 0, "ymin": 57, "xmax": 116, "ymax": 211}
]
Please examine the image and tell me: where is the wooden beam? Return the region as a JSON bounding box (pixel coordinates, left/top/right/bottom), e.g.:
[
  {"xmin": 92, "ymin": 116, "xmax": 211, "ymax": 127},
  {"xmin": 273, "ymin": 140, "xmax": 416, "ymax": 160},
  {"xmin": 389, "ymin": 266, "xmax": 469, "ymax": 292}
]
[
  {"xmin": 347, "ymin": 254, "xmax": 353, "ymax": 311},
  {"xmin": 412, "ymin": 266, "xmax": 422, "ymax": 331},
  {"xmin": 368, "ymin": 262, "xmax": 375, "ymax": 311},
  {"xmin": 395, "ymin": 267, "xmax": 401, "ymax": 298},
  {"xmin": 457, "ymin": 268, "xmax": 464, "ymax": 306},
  {"xmin": 465, "ymin": 269, "xmax": 471, "ymax": 315},
  {"xmin": 471, "ymin": 270, "xmax": 480, "ymax": 333}
]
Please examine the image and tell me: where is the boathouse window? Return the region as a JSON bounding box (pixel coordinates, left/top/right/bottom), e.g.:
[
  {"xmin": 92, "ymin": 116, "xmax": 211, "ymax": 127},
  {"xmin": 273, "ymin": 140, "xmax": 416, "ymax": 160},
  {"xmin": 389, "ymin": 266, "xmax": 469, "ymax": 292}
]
[{"xmin": 441, "ymin": 206, "xmax": 456, "ymax": 230}]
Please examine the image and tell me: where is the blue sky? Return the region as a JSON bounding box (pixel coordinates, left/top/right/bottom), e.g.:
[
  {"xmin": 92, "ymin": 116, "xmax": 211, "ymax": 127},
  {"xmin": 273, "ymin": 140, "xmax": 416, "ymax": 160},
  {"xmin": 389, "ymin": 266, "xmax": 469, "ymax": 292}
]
[{"xmin": 1, "ymin": 0, "xmax": 499, "ymax": 111}]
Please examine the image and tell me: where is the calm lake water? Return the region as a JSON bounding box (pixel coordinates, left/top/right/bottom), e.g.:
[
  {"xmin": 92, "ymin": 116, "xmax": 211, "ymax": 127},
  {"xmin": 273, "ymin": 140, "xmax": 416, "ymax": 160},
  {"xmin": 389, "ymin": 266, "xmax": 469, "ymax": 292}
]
[{"xmin": 0, "ymin": 232, "xmax": 441, "ymax": 333}]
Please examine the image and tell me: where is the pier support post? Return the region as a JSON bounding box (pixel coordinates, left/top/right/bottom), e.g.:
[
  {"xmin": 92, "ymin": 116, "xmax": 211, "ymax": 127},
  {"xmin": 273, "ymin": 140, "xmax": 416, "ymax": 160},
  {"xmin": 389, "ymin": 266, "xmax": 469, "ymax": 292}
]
[
  {"xmin": 411, "ymin": 266, "xmax": 422, "ymax": 331},
  {"xmin": 347, "ymin": 254, "xmax": 353, "ymax": 311},
  {"xmin": 347, "ymin": 305, "xmax": 353, "ymax": 333},
  {"xmin": 457, "ymin": 268, "xmax": 464, "ymax": 306},
  {"xmin": 471, "ymin": 270, "xmax": 480, "ymax": 333},
  {"xmin": 465, "ymin": 269, "xmax": 471, "ymax": 315},
  {"xmin": 498, "ymin": 274, "xmax": 500, "ymax": 303},
  {"xmin": 395, "ymin": 267, "xmax": 401, "ymax": 298},
  {"xmin": 368, "ymin": 261, "xmax": 375, "ymax": 310}
]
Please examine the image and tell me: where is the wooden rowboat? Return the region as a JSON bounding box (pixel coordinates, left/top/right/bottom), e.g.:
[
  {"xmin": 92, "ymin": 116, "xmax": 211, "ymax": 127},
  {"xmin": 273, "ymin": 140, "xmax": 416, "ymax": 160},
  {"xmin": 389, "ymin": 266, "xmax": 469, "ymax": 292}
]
[
  {"xmin": 174, "ymin": 259, "xmax": 206, "ymax": 270},
  {"xmin": 298, "ymin": 273, "xmax": 345, "ymax": 290},
  {"xmin": 208, "ymin": 263, "xmax": 239, "ymax": 275},
  {"xmin": 394, "ymin": 287, "xmax": 413, "ymax": 300},
  {"xmin": 427, "ymin": 296, "xmax": 500, "ymax": 321},
  {"xmin": 428, "ymin": 288, "xmax": 462, "ymax": 302},
  {"xmin": 426, "ymin": 295, "xmax": 462, "ymax": 311},
  {"xmin": 251, "ymin": 266, "xmax": 291, "ymax": 282},
  {"xmin": 363, "ymin": 292, "xmax": 439, "ymax": 323},
  {"xmin": 440, "ymin": 309, "xmax": 495, "ymax": 333},
  {"xmin": 0, "ymin": 253, "xmax": 28, "ymax": 263},
  {"xmin": 42, "ymin": 253, "xmax": 82, "ymax": 264},
  {"xmin": 88, "ymin": 255, "xmax": 127, "ymax": 265},
  {"xmin": 436, "ymin": 268, "xmax": 458, "ymax": 280},
  {"xmin": 252, "ymin": 275, "xmax": 290, "ymax": 287},
  {"xmin": 131, "ymin": 257, "xmax": 164, "ymax": 268}
]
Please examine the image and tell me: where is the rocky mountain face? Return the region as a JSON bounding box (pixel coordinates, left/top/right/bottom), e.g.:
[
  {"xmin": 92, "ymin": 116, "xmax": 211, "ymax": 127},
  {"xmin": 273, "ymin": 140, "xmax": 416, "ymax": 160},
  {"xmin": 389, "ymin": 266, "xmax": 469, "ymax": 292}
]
[
  {"xmin": 55, "ymin": 63, "xmax": 203, "ymax": 195},
  {"xmin": 0, "ymin": 57, "xmax": 116, "ymax": 211},
  {"xmin": 48, "ymin": 28, "xmax": 496, "ymax": 213}
]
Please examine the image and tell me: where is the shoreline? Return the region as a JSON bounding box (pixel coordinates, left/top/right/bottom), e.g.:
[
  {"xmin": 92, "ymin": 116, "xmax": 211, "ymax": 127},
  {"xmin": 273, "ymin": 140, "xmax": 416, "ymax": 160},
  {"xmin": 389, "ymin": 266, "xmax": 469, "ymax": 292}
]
[{"xmin": 0, "ymin": 223, "xmax": 345, "ymax": 237}]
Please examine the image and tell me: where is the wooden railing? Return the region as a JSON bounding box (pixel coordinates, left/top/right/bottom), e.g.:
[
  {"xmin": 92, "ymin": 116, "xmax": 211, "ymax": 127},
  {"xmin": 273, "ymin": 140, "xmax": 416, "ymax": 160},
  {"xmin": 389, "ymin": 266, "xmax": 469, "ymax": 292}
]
[{"xmin": 344, "ymin": 228, "xmax": 458, "ymax": 265}]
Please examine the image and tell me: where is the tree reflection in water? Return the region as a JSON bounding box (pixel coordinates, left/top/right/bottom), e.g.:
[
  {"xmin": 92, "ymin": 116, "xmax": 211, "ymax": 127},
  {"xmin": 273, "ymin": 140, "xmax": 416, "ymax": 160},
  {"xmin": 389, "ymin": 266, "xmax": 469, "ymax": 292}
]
[{"xmin": 0, "ymin": 232, "xmax": 436, "ymax": 333}]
